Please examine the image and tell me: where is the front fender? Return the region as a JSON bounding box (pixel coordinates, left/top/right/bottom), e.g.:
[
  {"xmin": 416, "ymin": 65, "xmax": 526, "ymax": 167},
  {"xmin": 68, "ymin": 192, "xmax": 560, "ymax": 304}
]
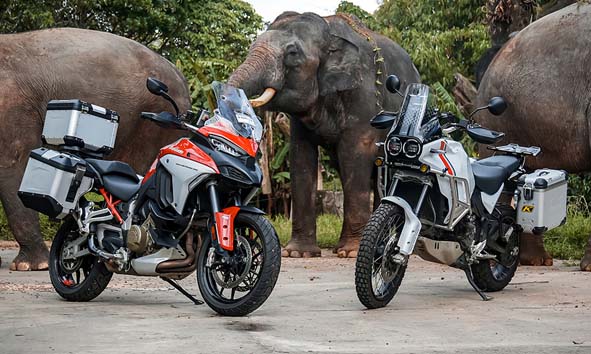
[
  {"xmin": 236, "ymin": 205, "xmax": 266, "ymax": 215},
  {"xmin": 381, "ymin": 196, "xmax": 422, "ymax": 256}
]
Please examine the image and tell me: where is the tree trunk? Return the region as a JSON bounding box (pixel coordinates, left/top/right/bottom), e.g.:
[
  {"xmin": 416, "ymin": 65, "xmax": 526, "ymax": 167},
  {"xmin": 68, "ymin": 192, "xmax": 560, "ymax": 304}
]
[
  {"xmin": 452, "ymin": 73, "xmax": 478, "ymax": 117},
  {"xmin": 260, "ymin": 112, "xmax": 273, "ymax": 195}
]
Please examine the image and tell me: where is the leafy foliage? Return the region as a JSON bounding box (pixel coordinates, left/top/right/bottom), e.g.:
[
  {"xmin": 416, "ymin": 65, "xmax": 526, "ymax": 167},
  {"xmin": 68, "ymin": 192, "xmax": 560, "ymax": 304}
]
[
  {"xmin": 0, "ymin": 0, "xmax": 263, "ymax": 108},
  {"xmin": 374, "ymin": 0, "xmax": 489, "ymax": 89},
  {"xmin": 335, "ymin": 1, "xmax": 380, "ymax": 31}
]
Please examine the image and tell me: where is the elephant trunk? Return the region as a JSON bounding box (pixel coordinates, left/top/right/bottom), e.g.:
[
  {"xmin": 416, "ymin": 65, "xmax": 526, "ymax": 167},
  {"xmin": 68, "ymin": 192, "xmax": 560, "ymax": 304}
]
[{"xmin": 228, "ymin": 41, "xmax": 283, "ymax": 99}]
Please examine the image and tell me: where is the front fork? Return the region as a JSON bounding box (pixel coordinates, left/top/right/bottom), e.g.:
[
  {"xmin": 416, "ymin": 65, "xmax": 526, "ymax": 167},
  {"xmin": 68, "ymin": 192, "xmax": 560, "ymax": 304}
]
[
  {"xmin": 382, "ymin": 178, "xmax": 429, "ymax": 260},
  {"xmin": 207, "ymin": 181, "xmax": 240, "ymax": 255}
]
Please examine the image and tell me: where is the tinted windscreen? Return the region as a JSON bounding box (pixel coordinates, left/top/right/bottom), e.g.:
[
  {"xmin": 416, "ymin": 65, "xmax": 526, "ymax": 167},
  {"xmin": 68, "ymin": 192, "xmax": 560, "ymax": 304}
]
[
  {"xmin": 211, "ymin": 81, "xmax": 263, "ymax": 141},
  {"xmin": 389, "ymin": 83, "xmax": 431, "ymax": 140}
]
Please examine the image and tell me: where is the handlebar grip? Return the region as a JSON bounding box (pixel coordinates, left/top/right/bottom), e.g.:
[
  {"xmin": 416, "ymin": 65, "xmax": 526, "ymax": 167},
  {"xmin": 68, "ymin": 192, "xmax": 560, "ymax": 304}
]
[{"xmin": 141, "ymin": 112, "xmax": 158, "ymax": 121}]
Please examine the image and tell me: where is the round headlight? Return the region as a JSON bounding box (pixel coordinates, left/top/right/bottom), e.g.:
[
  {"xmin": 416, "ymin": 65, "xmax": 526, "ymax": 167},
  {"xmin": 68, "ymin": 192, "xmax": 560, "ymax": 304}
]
[
  {"xmin": 386, "ymin": 137, "xmax": 402, "ymax": 156},
  {"xmin": 403, "ymin": 139, "xmax": 421, "ymax": 159}
]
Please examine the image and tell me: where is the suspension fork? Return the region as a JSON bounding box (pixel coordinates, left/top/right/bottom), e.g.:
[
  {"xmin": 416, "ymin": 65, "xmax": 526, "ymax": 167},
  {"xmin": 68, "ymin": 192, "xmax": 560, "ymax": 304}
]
[
  {"xmin": 383, "ymin": 180, "xmax": 430, "ymax": 258},
  {"xmin": 207, "ymin": 181, "xmax": 235, "ymax": 255}
]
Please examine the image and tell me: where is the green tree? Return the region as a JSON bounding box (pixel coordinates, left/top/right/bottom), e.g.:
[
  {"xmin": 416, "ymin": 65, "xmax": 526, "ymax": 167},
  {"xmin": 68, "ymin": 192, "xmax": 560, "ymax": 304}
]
[
  {"xmin": 375, "ymin": 0, "xmax": 489, "ymax": 89},
  {"xmin": 335, "ymin": 1, "xmax": 380, "ymax": 31},
  {"xmin": 0, "ymin": 0, "xmax": 263, "ymax": 108}
]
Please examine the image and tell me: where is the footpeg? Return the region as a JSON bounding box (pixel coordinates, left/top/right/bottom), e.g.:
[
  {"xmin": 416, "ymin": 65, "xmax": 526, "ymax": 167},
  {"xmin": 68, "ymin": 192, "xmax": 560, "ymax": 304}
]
[{"xmin": 160, "ymin": 277, "xmax": 203, "ymax": 305}]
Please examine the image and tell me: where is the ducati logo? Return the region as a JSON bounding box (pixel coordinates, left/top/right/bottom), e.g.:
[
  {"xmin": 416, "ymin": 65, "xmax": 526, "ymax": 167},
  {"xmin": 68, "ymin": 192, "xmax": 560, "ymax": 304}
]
[{"xmin": 521, "ymin": 205, "xmax": 534, "ymax": 213}]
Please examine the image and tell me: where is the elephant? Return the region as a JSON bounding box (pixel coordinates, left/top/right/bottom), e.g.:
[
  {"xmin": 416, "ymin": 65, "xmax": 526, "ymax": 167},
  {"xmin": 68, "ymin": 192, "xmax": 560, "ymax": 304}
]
[
  {"xmin": 475, "ymin": 3, "xmax": 591, "ymax": 270},
  {"xmin": 0, "ymin": 28, "xmax": 190, "ymax": 270},
  {"xmin": 228, "ymin": 12, "xmax": 420, "ymax": 258}
]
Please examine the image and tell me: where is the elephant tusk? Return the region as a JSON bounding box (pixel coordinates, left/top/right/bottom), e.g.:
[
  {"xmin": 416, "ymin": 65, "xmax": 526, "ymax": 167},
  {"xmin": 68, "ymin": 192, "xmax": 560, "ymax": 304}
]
[{"xmin": 249, "ymin": 88, "xmax": 276, "ymax": 108}]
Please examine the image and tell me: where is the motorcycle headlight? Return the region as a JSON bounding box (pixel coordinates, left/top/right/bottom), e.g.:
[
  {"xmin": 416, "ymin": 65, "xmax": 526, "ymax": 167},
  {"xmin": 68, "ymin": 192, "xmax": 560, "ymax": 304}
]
[
  {"xmin": 210, "ymin": 137, "xmax": 244, "ymax": 157},
  {"xmin": 402, "ymin": 139, "xmax": 422, "ymax": 159},
  {"xmin": 386, "ymin": 137, "xmax": 403, "ymax": 157}
]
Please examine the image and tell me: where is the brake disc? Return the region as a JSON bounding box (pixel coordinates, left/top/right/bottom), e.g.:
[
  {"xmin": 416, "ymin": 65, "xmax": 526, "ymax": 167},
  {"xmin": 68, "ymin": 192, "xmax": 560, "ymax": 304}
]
[{"xmin": 211, "ymin": 235, "xmax": 252, "ymax": 289}]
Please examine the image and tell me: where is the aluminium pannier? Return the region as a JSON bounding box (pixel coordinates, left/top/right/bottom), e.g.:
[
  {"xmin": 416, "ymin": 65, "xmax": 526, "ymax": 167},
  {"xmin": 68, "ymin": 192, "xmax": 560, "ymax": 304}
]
[
  {"xmin": 18, "ymin": 148, "xmax": 93, "ymax": 219},
  {"xmin": 42, "ymin": 99, "xmax": 119, "ymax": 156}
]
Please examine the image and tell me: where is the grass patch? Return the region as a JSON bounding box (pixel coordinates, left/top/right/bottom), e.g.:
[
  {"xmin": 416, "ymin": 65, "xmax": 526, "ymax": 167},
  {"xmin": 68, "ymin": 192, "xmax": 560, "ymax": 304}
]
[
  {"xmin": 545, "ymin": 205, "xmax": 591, "ymax": 260},
  {"xmin": 272, "ymin": 214, "xmax": 342, "ymax": 248}
]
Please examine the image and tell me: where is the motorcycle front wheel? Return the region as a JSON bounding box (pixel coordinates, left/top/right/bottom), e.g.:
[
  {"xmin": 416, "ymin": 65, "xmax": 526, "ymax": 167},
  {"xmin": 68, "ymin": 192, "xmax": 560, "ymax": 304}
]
[
  {"xmin": 355, "ymin": 203, "xmax": 407, "ymax": 309},
  {"xmin": 196, "ymin": 212, "xmax": 281, "ymax": 316}
]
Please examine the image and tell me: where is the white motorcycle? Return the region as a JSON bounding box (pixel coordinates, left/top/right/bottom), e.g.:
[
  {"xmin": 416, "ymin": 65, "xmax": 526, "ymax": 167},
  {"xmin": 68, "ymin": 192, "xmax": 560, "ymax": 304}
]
[{"xmin": 355, "ymin": 75, "xmax": 567, "ymax": 309}]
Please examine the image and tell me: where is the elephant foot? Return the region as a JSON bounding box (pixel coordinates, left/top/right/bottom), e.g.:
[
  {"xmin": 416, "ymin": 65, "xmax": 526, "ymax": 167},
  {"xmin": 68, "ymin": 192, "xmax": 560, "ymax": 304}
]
[
  {"xmin": 519, "ymin": 234, "xmax": 553, "ymax": 266},
  {"xmin": 333, "ymin": 237, "xmax": 359, "ymax": 258},
  {"xmin": 580, "ymin": 252, "xmax": 591, "ymax": 271},
  {"xmin": 281, "ymin": 240, "xmax": 321, "ymax": 258},
  {"xmin": 9, "ymin": 243, "xmax": 49, "ymax": 271}
]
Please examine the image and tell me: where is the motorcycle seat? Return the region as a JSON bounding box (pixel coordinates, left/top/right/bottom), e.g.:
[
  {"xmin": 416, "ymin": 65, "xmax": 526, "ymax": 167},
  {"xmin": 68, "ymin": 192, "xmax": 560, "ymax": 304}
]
[
  {"xmin": 471, "ymin": 155, "xmax": 521, "ymax": 195},
  {"xmin": 86, "ymin": 159, "xmax": 141, "ymax": 201}
]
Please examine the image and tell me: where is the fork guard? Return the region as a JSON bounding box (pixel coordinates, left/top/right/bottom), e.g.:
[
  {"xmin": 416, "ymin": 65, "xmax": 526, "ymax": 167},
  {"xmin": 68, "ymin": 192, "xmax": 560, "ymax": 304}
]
[
  {"xmin": 381, "ymin": 196, "xmax": 422, "ymax": 256},
  {"xmin": 215, "ymin": 206, "xmax": 265, "ymax": 251}
]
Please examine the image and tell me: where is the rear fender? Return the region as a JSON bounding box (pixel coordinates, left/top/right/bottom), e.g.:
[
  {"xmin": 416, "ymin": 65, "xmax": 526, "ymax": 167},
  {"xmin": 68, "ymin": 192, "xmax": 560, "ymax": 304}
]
[
  {"xmin": 214, "ymin": 206, "xmax": 265, "ymax": 251},
  {"xmin": 381, "ymin": 196, "xmax": 422, "ymax": 256}
]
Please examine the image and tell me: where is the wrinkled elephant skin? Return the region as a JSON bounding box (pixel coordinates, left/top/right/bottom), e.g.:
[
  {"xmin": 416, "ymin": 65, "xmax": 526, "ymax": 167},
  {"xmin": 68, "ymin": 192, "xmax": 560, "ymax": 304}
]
[
  {"xmin": 229, "ymin": 13, "xmax": 420, "ymax": 258},
  {"xmin": 0, "ymin": 28, "xmax": 190, "ymax": 271},
  {"xmin": 476, "ymin": 4, "xmax": 591, "ymax": 270}
]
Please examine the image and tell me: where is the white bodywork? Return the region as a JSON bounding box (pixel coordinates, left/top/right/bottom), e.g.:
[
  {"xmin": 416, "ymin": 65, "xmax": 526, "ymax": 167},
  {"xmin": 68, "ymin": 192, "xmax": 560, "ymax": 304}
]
[
  {"xmin": 419, "ymin": 139, "xmax": 476, "ymax": 223},
  {"xmin": 160, "ymin": 153, "xmax": 216, "ymax": 214},
  {"xmin": 481, "ymin": 184, "xmax": 504, "ymax": 214}
]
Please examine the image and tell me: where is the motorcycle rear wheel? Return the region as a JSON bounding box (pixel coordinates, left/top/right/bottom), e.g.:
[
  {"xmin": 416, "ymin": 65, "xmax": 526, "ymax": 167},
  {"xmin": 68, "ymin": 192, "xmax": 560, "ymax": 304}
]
[
  {"xmin": 48, "ymin": 218, "xmax": 112, "ymax": 301},
  {"xmin": 196, "ymin": 212, "xmax": 281, "ymax": 316},
  {"xmin": 471, "ymin": 206, "xmax": 520, "ymax": 292},
  {"xmin": 355, "ymin": 203, "xmax": 407, "ymax": 309}
]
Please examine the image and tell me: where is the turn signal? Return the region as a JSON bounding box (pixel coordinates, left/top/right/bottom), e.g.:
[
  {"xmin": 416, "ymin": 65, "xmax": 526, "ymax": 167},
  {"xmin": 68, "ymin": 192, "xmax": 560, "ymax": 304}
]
[
  {"xmin": 375, "ymin": 157, "xmax": 384, "ymax": 167},
  {"xmin": 420, "ymin": 164, "xmax": 429, "ymax": 173}
]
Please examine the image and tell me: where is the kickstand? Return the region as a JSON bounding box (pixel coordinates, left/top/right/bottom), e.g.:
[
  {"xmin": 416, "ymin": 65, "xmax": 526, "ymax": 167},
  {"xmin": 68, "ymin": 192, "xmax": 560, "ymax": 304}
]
[
  {"xmin": 463, "ymin": 268, "xmax": 493, "ymax": 301},
  {"xmin": 160, "ymin": 277, "xmax": 203, "ymax": 305}
]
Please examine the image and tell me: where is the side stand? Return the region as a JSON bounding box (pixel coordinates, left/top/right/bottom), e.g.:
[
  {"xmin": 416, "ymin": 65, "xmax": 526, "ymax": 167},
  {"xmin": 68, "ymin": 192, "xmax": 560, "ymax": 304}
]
[
  {"xmin": 463, "ymin": 268, "xmax": 493, "ymax": 301},
  {"xmin": 160, "ymin": 277, "xmax": 204, "ymax": 305}
]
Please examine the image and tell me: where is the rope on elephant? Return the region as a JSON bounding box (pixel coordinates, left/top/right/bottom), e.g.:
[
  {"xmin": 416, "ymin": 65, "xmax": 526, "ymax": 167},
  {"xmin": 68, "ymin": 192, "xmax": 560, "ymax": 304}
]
[{"xmin": 334, "ymin": 13, "xmax": 386, "ymax": 110}]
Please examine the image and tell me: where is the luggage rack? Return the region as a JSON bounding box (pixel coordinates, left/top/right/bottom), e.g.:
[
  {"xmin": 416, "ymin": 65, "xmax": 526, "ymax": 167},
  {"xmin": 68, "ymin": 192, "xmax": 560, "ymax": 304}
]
[{"xmin": 488, "ymin": 144, "xmax": 541, "ymax": 157}]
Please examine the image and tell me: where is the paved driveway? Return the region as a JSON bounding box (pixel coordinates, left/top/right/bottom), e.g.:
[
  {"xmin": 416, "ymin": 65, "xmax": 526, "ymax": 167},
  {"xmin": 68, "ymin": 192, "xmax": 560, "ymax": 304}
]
[{"xmin": 1, "ymin": 249, "xmax": 589, "ymax": 353}]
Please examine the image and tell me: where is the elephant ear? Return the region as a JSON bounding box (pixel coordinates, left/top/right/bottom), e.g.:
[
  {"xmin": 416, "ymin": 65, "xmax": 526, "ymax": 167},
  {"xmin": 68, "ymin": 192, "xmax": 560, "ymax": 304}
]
[{"xmin": 318, "ymin": 18, "xmax": 363, "ymax": 97}]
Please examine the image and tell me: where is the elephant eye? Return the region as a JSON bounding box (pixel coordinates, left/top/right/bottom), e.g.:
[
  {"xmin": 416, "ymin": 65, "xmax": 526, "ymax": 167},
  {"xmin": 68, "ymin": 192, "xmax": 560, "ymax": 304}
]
[
  {"xmin": 286, "ymin": 44, "xmax": 299, "ymax": 56},
  {"xmin": 284, "ymin": 43, "xmax": 302, "ymax": 67}
]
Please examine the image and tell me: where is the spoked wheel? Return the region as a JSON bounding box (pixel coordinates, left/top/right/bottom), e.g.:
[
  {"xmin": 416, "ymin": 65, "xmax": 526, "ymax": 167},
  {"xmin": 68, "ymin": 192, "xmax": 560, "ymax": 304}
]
[
  {"xmin": 48, "ymin": 218, "xmax": 112, "ymax": 301},
  {"xmin": 355, "ymin": 203, "xmax": 408, "ymax": 309},
  {"xmin": 471, "ymin": 206, "xmax": 520, "ymax": 292},
  {"xmin": 197, "ymin": 212, "xmax": 281, "ymax": 316}
]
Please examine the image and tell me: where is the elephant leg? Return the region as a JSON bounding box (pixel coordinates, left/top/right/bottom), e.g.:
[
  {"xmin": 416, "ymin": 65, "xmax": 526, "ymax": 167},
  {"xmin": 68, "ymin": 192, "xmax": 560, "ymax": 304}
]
[
  {"xmin": 0, "ymin": 174, "xmax": 48, "ymax": 271},
  {"xmin": 334, "ymin": 132, "xmax": 376, "ymax": 258},
  {"xmin": 519, "ymin": 233, "xmax": 553, "ymax": 266},
  {"xmin": 580, "ymin": 234, "xmax": 591, "ymax": 271},
  {"xmin": 282, "ymin": 119, "xmax": 321, "ymax": 258}
]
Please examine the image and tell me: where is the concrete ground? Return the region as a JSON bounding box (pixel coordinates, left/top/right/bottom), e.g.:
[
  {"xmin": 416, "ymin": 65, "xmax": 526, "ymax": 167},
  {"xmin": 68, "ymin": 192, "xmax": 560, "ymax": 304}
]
[{"xmin": 0, "ymin": 248, "xmax": 589, "ymax": 354}]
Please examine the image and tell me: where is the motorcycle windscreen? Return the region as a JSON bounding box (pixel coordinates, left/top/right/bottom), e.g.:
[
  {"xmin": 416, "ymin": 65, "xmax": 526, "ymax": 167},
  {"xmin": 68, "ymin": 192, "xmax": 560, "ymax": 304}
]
[
  {"xmin": 211, "ymin": 81, "xmax": 263, "ymax": 142},
  {"xmin": 388, "ymin": 83, "xmax": 434, "ymax": 141}
]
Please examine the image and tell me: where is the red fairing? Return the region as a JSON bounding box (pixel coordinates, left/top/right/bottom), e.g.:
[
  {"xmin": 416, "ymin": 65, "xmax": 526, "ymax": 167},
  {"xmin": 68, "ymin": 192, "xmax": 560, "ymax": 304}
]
[
  {"xmin": 142, "ymin": 138, "xmax": 218, "ymax": 184},
  {"xmin": 142, "ymin": 158, "xmax": 159, "ymax": 184},
  {"xmin": 215, "ymin": 206, "xmax": 241, "ymax": 251},
  {"xmin": 199, "ymin": 126, "xmax": 258, "ymax": 157}
]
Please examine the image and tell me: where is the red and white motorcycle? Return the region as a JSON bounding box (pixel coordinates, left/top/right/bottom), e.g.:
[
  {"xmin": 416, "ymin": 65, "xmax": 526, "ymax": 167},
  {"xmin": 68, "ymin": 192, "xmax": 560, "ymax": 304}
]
[{"xmin": 19, "ymin": 78, "xmax": 280, "ymax": 316}]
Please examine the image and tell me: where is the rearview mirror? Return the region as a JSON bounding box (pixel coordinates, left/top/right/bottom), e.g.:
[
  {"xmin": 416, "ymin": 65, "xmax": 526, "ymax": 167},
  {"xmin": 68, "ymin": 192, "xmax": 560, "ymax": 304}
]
[
  {"xmin": 385, "ymin": 75, "xmax": 401, "ymax": 94},
  {"xmin": 147, "ymin": 77, "xmax": 169, "ymax": 96},
  {"xmin": 487, "ymin": 96, "xmax": 507, "ymax": 116}
]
